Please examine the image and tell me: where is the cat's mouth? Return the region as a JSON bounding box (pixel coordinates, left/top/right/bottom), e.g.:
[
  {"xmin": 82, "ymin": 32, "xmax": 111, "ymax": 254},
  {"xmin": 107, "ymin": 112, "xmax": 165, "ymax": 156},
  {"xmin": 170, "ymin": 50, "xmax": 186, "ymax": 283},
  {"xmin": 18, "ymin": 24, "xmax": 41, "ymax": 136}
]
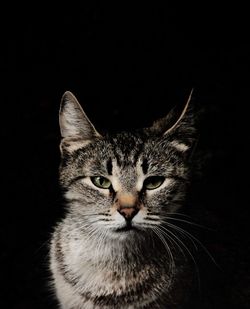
[{"xmin": 115, "ymin": 221, "xmax": 137, "ymax": 232}]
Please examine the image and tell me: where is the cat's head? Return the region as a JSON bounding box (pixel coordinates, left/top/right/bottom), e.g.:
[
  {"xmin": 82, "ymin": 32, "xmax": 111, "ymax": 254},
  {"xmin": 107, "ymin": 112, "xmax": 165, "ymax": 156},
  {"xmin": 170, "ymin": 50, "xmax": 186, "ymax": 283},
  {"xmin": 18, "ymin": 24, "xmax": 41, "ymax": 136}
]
[{"xmin": 58, "ymin": 91, "xmax": 197, "ymax": 238}]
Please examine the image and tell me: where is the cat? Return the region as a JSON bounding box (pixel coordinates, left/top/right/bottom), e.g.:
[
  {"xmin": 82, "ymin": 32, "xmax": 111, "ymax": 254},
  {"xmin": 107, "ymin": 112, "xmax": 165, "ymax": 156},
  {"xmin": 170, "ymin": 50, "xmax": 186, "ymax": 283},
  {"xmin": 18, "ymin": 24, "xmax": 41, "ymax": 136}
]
[{"xmin": 49, "ymin": 90, "xmax": 204, "ymax": 309}]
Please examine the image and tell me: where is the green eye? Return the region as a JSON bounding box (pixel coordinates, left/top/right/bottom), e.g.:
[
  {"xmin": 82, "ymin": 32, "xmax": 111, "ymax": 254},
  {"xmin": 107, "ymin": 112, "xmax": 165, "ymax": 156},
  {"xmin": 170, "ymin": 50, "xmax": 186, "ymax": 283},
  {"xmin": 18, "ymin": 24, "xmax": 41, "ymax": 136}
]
[
  {"xmin": 90, "ymin": 176, "xmax": 112, "ymax": 189},
  {"xmin": 144, "ymin": 176, "xmax": 165, "ymax": 190}
]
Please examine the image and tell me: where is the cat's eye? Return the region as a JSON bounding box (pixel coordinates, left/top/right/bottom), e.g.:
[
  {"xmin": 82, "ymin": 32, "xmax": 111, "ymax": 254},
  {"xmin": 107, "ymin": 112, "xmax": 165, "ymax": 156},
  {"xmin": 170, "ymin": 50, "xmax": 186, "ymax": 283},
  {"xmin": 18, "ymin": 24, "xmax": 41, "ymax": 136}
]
[
  {"xmin": 90, "ymin": 176, "xmax": 112, "ymax": 189},
  {"xmin": 143, "ymin": 176, "xmax": 165, "ymax": 190}
]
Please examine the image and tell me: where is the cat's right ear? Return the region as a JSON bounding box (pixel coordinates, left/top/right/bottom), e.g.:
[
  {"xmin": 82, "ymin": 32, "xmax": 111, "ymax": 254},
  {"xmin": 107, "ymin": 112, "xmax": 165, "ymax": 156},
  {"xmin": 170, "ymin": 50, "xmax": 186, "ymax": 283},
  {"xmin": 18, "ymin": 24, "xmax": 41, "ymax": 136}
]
[{"xmin": 59, "ymin": 91, "xmax": 101, "ymax": 153}]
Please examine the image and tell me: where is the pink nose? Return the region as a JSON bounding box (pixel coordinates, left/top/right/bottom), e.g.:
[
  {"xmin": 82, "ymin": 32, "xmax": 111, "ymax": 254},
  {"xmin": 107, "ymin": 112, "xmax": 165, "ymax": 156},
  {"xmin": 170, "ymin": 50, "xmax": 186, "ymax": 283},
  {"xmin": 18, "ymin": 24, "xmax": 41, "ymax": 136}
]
[{"xmin": 118, "ymin": 207, "xmax": 139, "ymax": 220}]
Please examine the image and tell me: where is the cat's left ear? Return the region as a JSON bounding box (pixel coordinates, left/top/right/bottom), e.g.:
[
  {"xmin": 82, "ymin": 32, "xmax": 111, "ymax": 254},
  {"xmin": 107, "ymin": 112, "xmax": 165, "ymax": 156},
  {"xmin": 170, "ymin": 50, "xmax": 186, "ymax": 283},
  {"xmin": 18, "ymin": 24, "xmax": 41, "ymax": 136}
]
[
  {"xmin": 59, "ymin": 91, "xmax": 101, "ymax": 153},
  {"xmin": 149, "ymin": 89, "xmax": 196, "ymax": 152}
]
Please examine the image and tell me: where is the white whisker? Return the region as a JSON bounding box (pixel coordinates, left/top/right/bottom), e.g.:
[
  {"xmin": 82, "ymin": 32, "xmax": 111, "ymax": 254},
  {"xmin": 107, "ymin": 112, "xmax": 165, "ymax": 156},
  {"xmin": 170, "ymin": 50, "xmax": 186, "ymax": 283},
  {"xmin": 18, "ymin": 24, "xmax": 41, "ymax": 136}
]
[
  {"xmin": 165, "ymin": 222, "xmax": 198, "ymax": 250},
  {"xmin": 160, "ymin": 215, "xmax": 214, "ymax": 231},
  {"xmin": 165, "ymin": 221, "xmax": 218, "ymax": 267},
  {"xmin": 156, "ymin": 226, "xmax": 186, "ymax": 258},
  {"xmin": 151, "ymin": 226, "xmax": 175, "ymax": 276}
]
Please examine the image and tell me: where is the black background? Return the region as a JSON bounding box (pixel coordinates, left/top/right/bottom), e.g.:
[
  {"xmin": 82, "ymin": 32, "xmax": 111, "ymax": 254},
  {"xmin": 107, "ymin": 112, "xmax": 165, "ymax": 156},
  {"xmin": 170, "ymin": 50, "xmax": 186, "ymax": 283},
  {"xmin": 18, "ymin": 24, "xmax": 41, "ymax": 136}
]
[{"xmin": 1, "ymin": 3, "xmax": 250, "ymax": 308}]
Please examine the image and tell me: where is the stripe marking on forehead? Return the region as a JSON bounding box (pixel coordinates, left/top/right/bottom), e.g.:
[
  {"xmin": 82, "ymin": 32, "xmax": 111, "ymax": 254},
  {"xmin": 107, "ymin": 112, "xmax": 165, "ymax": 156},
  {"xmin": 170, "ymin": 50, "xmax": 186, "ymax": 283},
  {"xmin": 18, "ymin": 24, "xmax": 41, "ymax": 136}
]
[
  {"xmin": 141, "ymin": 158, "xmax": 149, "ymax": 174},
  {"xmin": 110, "ymin": 160, "xmax": 122, "ymax": 192},
  {"xmin": 135, "ymin": 158, "xmax": 147, "ymax": 191},
  {"xmin": 106, "ymin": 158, "xmax": 113, "ymax": 175}
]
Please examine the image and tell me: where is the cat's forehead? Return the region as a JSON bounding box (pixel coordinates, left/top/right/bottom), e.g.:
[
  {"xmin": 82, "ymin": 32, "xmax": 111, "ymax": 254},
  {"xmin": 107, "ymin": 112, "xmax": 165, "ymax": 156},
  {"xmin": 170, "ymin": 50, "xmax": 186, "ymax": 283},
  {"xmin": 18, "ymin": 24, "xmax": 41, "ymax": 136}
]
[
  {"xmin": 108, "ymin": 132, "xmax": 146, "ymax": 157},
  {"xmin": 86, "ymin": 131, "xmax": 173, "ymax": 171},
  {"xmin": 101, "ymin": 131, "xmax": 166, "ymax": 165},
  {"xmin": 82, "ymin": 132, "xmax": 145, "ymax": 171}
]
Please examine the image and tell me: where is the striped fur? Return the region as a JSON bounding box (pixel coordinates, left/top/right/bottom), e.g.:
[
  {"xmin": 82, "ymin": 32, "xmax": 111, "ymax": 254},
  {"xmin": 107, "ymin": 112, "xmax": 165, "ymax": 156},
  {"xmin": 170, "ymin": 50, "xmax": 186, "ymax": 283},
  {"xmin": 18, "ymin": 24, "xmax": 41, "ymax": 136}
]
[{"xmin": 50, "ymin": 91, "xmax": 198, "ymax": 308}]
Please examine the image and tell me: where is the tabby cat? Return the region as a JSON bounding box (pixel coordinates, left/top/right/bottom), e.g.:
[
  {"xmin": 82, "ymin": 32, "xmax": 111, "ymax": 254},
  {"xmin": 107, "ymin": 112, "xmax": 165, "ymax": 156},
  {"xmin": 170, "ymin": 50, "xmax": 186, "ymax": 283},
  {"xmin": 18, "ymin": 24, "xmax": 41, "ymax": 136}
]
[{"xmin": 50, "ymin": 90, "xmax": 203, "ymax": 308}]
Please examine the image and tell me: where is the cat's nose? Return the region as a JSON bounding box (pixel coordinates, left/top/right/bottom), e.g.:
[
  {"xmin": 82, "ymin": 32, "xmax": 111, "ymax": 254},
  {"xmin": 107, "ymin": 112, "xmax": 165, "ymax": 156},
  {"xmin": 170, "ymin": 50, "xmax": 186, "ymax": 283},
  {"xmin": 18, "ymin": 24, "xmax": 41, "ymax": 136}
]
[{"xmin": 118, "ymin": 207, "xmax": 139, "ymax": 220}]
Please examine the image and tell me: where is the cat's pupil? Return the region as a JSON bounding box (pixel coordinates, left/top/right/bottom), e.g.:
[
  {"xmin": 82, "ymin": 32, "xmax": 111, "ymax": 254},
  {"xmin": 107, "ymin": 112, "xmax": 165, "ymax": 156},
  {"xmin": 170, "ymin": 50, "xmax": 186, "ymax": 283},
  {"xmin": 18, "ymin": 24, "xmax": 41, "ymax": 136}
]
[{"xmin": 143, "ymin": 176, "xmax": 165, "ymax": 190}]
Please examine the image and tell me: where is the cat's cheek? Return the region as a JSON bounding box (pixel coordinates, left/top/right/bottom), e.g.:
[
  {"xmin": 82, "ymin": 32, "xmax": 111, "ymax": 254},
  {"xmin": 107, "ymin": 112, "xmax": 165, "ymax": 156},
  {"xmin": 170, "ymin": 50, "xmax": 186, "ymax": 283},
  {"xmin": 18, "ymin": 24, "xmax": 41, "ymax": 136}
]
[{"xmin": 65, "ymin": 190, "xmax": 83, "ymax": 201}]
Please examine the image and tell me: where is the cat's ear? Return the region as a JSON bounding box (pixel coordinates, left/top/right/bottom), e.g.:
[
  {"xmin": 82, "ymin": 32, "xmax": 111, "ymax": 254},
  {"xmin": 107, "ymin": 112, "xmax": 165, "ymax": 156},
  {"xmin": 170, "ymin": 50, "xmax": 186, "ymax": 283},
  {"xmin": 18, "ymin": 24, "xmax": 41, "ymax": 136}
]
[
  {"xmin": 149, "ymin": 89, "xmax": 196, "ymax": 152},
  {"xmin": 59, "ymin": 91, "xmax": 101, "ymax": 153}
]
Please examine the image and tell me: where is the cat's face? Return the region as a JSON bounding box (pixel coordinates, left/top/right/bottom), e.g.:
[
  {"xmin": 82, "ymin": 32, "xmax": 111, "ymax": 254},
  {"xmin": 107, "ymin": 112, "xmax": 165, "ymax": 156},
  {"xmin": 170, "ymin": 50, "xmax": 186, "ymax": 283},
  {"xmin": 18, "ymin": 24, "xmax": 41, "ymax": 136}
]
[{"xmin": 59, "ymin": 91, "xmax": 196, "ymax": 238}]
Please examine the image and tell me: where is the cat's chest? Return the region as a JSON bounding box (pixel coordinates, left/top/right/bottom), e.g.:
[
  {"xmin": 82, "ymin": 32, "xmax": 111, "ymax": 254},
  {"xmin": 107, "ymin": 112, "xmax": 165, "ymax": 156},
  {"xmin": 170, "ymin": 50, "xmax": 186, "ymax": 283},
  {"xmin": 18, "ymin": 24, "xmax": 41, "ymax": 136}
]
[
  {"xmin": 69, "ymin": 263, "xmax": 175, "ymax": 308},
  {"xmin": 63, "ymin": 242, "xmax": 161, "ymax": 291},
  {"xmin": 53, "ymin": 222, "xmax": 195, "ymax": 308},
  {"xmin": 72, "ymin": 258, "xmax": 168, "ymax": 293},
  {"xmin": 64, "ymin": 260, "xmax": 193, "ymax": 309}
]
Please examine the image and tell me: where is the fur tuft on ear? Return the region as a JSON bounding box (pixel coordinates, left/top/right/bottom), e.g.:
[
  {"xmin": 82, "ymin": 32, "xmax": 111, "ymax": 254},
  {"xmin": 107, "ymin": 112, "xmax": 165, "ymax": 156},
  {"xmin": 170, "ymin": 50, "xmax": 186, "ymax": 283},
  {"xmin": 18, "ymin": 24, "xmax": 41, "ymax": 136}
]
[
  {"xmin": 164, "ymin": 89, "xmax": 194, "ymax": 136},
  {"xmin": 149, "ymin": 89, "xmax": 196, "ymax": 152},
  {"xmin": 59, "ymin": 91, "xmax": 101, "ymax": 153}
]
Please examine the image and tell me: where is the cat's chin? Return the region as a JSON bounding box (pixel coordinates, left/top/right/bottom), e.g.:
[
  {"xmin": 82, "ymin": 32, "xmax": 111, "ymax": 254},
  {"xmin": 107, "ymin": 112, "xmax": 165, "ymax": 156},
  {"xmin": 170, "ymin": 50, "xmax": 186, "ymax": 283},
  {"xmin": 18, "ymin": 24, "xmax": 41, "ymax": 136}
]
[
  {"xmin": 112, "ymin": 221, "xmax": 144, "ymax": 235},
  {"xmin": 109, "ymin": 225, "xmax": 140, "ymax": 241},
  {"xmin": 115, "ymin": 224, "xmax": 137, "ymax": 233},
  {"xmin": 109, "ymin": 223, "xmax": 150, "ymax": 243}
]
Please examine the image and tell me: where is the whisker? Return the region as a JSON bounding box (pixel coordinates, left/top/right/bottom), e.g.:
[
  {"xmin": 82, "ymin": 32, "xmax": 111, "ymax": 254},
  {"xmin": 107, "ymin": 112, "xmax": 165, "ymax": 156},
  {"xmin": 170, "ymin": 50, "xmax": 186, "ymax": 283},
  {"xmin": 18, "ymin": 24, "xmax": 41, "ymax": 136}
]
[
  {"xmin": 34, "ymin": 238, "xmax": 51, "ymax": 255},
  {"xmin": 161, "ymin": 217, "xmax": 213, "ymax": 231},
  {"xmin": 151, "ymin": 226, "xmax": 175, "ymax": 276},
  {"xmin": 165, "ymin": 222, "xmax": 198, "ymax": 250},
  {"xmin": 165, "ymin": 222, "xmax": 218, "ymax": 267},
  {"xmin": 85, "ymin": 225, "xmax": 102, "ymax": 240},
  {"xmin": 34, "ymin": 238, "xmax": 52, "ymax": 264},
  {"xmin": 161, "ymin": 226, "xmax": 198, "ymax": 270},
  {"xmin": 158, "ymin": 225, "xmax": 201, "ymax": 288},
  {"xmin": 164, "ymin": 212, "xmax": 193, "ymax": 218},
  {"xmin": 156, "ymin": 226, "xmax": 186, "ymax": 258},
  {"xmin": 94, "ymin": 228, "xmax": 109, "ymax": 263}
]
